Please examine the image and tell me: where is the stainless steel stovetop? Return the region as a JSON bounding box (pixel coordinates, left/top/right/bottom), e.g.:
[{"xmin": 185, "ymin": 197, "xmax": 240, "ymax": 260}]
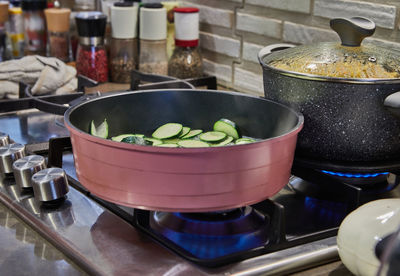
[{"xmin": 0, "ymin": 108, "xmax": 398, "ymax": 275}]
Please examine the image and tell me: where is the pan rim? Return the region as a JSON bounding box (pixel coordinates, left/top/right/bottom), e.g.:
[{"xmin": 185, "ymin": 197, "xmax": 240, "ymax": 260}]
[{"xmin": 64, "ymin": 89, "xmax": 304, "ymax": 153}]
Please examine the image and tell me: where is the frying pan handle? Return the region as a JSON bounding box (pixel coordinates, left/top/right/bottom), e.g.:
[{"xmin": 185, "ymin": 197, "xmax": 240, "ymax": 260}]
[
  {"xmin": 257, "ymin": 43, "xmax": 296, "ymax": 63},
  {"xmin": 330, "ymin": 17, "xmax": 375, "ymax": 47},
  {"xmin": 384, "ymin": 91, "xmax": 400, "ymax": 119}
]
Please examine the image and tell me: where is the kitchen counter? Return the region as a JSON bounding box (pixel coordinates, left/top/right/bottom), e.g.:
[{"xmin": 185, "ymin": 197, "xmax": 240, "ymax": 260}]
[{"xmin": 0, "ymin": 201, "xmax": 86, "ymax": 275}]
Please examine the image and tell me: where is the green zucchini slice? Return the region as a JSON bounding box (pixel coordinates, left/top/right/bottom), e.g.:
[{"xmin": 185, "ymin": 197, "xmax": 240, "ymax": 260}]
[
  {"xmin": 179, "ymin": 127, "xmax": 191, "ymax": 137},
  {"xmin": 121, "ymin": 135, "xmax": 152, "ymax": 145},
  {"xmin": 157, "ymin": 143, "xmax": 179, "ymax": 148},
  {"xmin": 212, "ymin": 136, "xmax": 234, "ymax": 146},
  {"xmin": 144, "ymin": 138, "xmax": 163, "ymax": 146},
  {"xmin": 111, "ymin": 134, "xmax": 135, "ymax": 142},
  {"xmin": 152, "ymin": 123, "xmax": 183, "ymax": 139},
  {"xmin": 181, "ymin": 129, "xmax": 203, "ymax": 139},
  {"xmin": 177, "ymin": 140, "xmax": 210, "ymax": 148},
  {"xmin": 90, "ymin": 119, "xmax": 108, "ymax": 139},
  {"xmin": 199, "ymin": 131, "xmax": 227, "ymax": 142},
  {"xmin": 213, "ymin": 119, "xmax": 239, "ymax": 139}
]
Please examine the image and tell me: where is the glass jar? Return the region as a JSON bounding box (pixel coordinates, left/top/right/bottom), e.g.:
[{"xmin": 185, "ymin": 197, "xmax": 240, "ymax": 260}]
[
  {"xmin": 76, "ymin": 42, "xmax": 108, "ymax": 83},
  {"xmin": 139, "ymin": 4, "xmax": 167, "ymax": 75},
  {"xmin": 48, "ymin": 31, "xmax": 70, "ymax": 62},
  {"xmin": 21, "ymin": 0, "xmax": 47, "ymax": 56},
  {"xmin": 8, "ymin": 7, "xmax": 25, "ymax": 58},
  {"xmin": 45, "ymin": 8, "xmax": 71, "ymax": 62},
  {"xmin": 110, "ymin": 38, "xmax": 138, "ymax": 83},
  {"xmin": 168, "ymin": 46, "xmax": 203, "ymax": 79},
  {"xmin": 0, "ymin": 24, "xmax": 7, "ymax": 61},
  {"xmin": 75, "ymin": 12, "xmax": 108, "ymax": 82},
  {"xmin": 139, "ymin": 39, "xmax": 168, "ymax": 75},
  {"xmin": 109, "ymin": 2, "xmax": 138, "ymax": 83}
]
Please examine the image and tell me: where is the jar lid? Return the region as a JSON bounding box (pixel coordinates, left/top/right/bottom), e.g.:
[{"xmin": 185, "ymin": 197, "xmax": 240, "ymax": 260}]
[
  {"xmin": 174, "ymin": 6, "xmax": 199, "ymax": 47},
  {"xmin": 75, "ymin": 11, "xmax": 107, "ymax": 38},
  {"xmin": 174, "ymin": 7, "xmax": 199, "ymax": 13},
  {"xmin": 260, "ymin": 17, "xmax": 400, "ymax": 80},
  {"xmin": 21, "ymin": 0, "xmax": 47, "ymax": 11},
  {"xmin": 111, "ymin": 3, "xmax": 138, "ymax": 39},
  {"xmin": 9, "ymin": 7, "xmax": 22, "ymax": 15},
  {"xmin": 0, "ymin": 2, "xmax": 8, "ymax": 23},
  {"xmin": 114, "ymin": 2, "xmax": 133, "ymax": 7},
  {"xmin": 45, "ymin": 8, "xmax": 71, "ymax": 32},
  {"xmin": 140, "ymin": 5, "xmax": 167, "ymax": 40},
  {"xmin": 142, "ymin": 3, "xmax": 163, "ymax": 9}
]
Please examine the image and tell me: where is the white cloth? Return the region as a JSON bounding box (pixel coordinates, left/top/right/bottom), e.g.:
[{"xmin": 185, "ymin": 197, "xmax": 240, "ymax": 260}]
[{"xmin": 0, "ymin": 55, "xmax": 77, "ymax": 99}]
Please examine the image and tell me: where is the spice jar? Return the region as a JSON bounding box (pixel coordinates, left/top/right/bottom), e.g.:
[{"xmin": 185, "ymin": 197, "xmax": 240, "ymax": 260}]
[
  {"xmin": 139, "ymin": 3, "xmax": 168, "ymax": 75},
  {"xmin": 8, "ymin": 6, "xmax": 25, "ymax": 58},
  {"xmin": 109, "ymin": 2, "xmax": 138, "ymax": 83},
  {"xmin": 75, "ymin": 12, "xmax": 108, "ymax": 82},
  {"xmin": 44, "ymin": 8, "xmax": 71, "ymax": 62},
  {"xmin": 21, "ymin": 0, "xmax": 47, "ymax": 56},
  {"xmin": 168, "ymin": 7, "xmax": 203, "ymax": 79},
  {"xmin": 0, "ymin": 2, "xmax": 9, "ymax": 61}
]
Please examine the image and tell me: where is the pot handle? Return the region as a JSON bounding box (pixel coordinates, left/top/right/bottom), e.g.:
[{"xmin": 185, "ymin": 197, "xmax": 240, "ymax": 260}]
[
  {"xmin": 330, "ymin": 17, "xmax": 375, "ymax": 47},
  {"xmin": 384, "ymin": 91, "xmax": 400, "ymax": 119},
  {"xmin": 257, "ymin": 43, "xmax": 296, "ymax": 63}
]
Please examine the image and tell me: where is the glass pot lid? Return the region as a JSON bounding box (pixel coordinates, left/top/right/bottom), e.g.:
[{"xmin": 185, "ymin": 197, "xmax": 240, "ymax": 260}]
[{"xmin": 261, "ymin": 17, "xmax": 400, "ymax": 80}]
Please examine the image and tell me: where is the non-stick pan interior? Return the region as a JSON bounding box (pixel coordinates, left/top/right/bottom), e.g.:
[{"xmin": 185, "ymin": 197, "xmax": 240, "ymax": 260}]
[{"xmin": 67, "ymin": 89, "xmax": 302, "ymax": 140}]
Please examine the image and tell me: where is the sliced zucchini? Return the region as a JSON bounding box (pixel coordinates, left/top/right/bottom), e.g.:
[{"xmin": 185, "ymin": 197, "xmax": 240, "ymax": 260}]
[
  {"xmin": 152, "ymin": 123, "xmax": 183, "ymax": 139},
  {"xmin": 179, "ymin": 127, "xmax": 191, "ymax": 138},
  {"xmin": 111, "ymin": 134, "xmax": 135, "ymax": 142},
  {"xmin": 181, "ymin": 129, "xmax": 203, "ymax": 139},
  {"xmin": 157, "ymin": 143, "xmax": 179, "ymax": 148},
  {"xmin": 178, "ymin": 139, "xmax": 210, "ymax": 148},
  {"xmin": 199, "ymin": 131, "xmax": 227, "ymax": 142},
  {"xmin": 163, "ymin": 138, "xmax": 181, "ymax": 144},
  {"xmin": 235, "ymin": 137, "xmax": 256, "ymax": 143},
  {"xmin": 212, "ymin": 136, "xmax": 234, "ymax": 146},
  {"xmin": 144, "ymin": 138, "xmax": 163, "ymax": 146},
  {"xmin": 219, "ymin": 118, "xmax": 236, "ymax": 128},
  {"xmin": 90, "ymin": 119, "xmax": 108, "ymax": 139},
  {"xmin": 235, "ymin": 138, "xmax": 255, "ymax": 145},
  {"xmin": 121, "ymin": 135, "xmax": 152, "ymax": 146},
  {"xmin": 213, "ymin": 119, "xmax": 239, "ymax": 139}
]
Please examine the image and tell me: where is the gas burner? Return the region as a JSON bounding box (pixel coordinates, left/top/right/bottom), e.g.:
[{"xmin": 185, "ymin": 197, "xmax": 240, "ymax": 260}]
[
  {"xmin": 148, "ymin": 206, "xmax": 269, "ymax": 259},
  {"xmin": 294, "ymin": 155, "xmax": 400, "ymax": 175},
  {"xmin": 320, "ymin": 170, "xmax": 390, "ymax": 186}
]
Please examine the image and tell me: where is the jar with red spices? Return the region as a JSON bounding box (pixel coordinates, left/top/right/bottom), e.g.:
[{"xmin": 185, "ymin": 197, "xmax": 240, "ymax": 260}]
[{"xmin": 75, "ymin": 12, "xmax": 108, "ymax": 82}]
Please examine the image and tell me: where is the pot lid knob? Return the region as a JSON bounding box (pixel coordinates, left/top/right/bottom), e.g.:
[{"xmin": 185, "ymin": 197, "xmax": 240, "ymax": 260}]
[
  {"xmin": 32, "ymin": 168, "xmax": 69, "ymax": 203},
  {"xmin": 330, "ymin": 17, "xmax": 375, "ymax": 47},
  {"xmin": 0, "ymin": 132, "xmax": 10, "ymax": 146},
  {"xmin": 13, "ymin": 155, "xmax": 47, "ymax": 190},
  {"xmin": 0, "ymin": 143, "xmax": 26, "ymax": 174}
]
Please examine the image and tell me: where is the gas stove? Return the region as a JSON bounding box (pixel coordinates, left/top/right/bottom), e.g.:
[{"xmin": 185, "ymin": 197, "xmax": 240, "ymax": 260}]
[{"xmin": 1, "ymin": 77, "xmax": 399, "ymax": 275}]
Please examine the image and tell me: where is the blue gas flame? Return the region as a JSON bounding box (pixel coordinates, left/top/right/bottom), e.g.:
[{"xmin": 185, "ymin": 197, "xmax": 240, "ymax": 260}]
[{"xmin": 321, "ymin": 170, "xmax": 389, "ymax": 178}]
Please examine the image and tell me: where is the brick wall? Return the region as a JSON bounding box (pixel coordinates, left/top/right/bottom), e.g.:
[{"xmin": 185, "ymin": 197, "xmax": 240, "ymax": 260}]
[{"xmin": 181, "ymin": 0, "xmax": 400, "ymax": 96}]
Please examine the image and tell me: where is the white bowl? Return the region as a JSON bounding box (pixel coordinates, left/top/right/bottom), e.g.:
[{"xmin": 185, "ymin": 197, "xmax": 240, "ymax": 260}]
[{"xmin": 337, "ymin": 198, "xmax": 400, "ymax": 276}]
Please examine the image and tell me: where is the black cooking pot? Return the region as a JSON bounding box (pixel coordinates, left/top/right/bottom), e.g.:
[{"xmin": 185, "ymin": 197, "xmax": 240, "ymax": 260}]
[{"xmin": 258, "ymin": 17, "xmax": 400, "ymax": 163}]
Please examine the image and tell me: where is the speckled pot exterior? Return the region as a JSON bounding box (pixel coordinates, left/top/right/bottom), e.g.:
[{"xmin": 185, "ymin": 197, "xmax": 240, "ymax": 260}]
[{"xmin": 261, "ymin": 68, "xmax": 400, "ymax": 162}]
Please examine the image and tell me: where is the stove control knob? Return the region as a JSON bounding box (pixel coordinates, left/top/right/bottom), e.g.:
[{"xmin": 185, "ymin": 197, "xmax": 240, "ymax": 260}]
[
  {"xmin": 32, "ymin": 168, "xmax": 69, "ymax": 203},
  {"xmin": 13, "ymin": 155, "xmax": 47, "ymax": 190},
  {"xmin": 0, "ymin": 143, "xmax": 26, "ymax": 174},
  {"xmin": 0, "ymin": 132, "xmax": 10, "ymax": 146}
]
